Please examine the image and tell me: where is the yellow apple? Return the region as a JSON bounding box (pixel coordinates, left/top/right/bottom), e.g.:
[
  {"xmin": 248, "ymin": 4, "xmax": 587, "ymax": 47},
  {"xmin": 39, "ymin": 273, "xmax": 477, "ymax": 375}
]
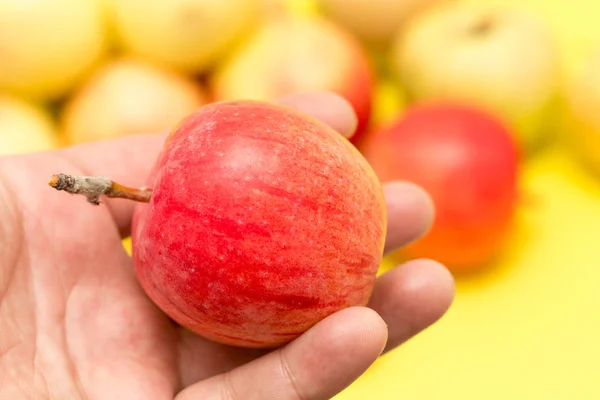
[
  {"xmin": 563, "ymin": 48, "xmax": 600, "ymax": 177},
  {"xmin": 106, "ymin": 0, "xmax": 260, "ymax": 74},
  {"xmin": 0, "ymin": 0, "xmax": 108, "ymax": 101},
  {"xmin": 60, "ymin": 57, "xmax": 209, "ymax": 145},
  {"xmin": 0, "ymin": 95, "xmax": 60, "ymax": 156},
  {"xmin": 316, "ymin": 0, "xmax": 445, "ymax": 46},
  {"xmin": 391, "ymin": 2, "xmax": 562, "ymax": 154},
  {"xmin": 209, "ymin": 14, "xmax": 375, "ymax": 143}
]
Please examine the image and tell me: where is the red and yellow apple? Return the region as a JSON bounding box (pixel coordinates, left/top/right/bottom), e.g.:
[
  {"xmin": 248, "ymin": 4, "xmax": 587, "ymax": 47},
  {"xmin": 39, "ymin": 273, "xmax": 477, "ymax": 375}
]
[
  {"xmin": 210, "ymin": 15, "xmax": 375, "ymax": 143},
  {"xmin": 360, "ymin": 103, "xmax": 519, "ymax": 273},
  {"xmin": 391, "ymin": 2, "xmax": 562, "ymax": 154},
  {"xmin": 60, "ymin": 57, "xmax": 209, "ymax": 144},
  {"xmin": 131, "ymin": 100, "xmax": 387, "ymax": 348}
]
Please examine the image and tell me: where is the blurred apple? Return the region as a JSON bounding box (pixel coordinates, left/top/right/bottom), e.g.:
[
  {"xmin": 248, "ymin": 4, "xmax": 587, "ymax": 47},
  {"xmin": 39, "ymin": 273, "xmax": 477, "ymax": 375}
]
[
  {"xmin": 210, "ymin": 14, "xmax": 374, "ymax": 143},
  {"xmin": 564, "ymin": 48, "xmax": 600, "ymax": 177},
  {"xmin": 60, "ymin": 57, "xmax": 209, "ymax": 145},
  {"xmin": 260, "ymin": 0, "xmax": 318, "ymax": 16},
  {"xmin": 0, "ymin": 0, "xmax": 108, "ymax": 101},
  {"xmin": 316, "ymin": 0, "xmax": 445, "ymax": 46},
  {"xmin": 106, "ymin": 0, "xmax": 260, "ymax": 74},
  {"xmin": 0, "ymin": 95, "xmax": 60, "ymax": 156},
  {"xmin": 359, "ymin": 103, "xmax": 519, "ymax": 273},
  {"xmin": 391, "ymin": 2, "xmax": 561, "ymax": 154}
]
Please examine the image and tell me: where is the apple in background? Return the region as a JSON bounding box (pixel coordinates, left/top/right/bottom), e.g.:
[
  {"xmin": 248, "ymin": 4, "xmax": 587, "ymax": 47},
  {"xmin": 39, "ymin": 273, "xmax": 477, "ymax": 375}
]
[
  {"xmin": 259, "ymin": 0, "xmax": 318, "ymax": 16},
  {"xmin": 60, "ymin": 57, "xmax": 209, "ymax": 145},
  {"xmin": 209, "ymin": 14, "xmax": 375, "ymax": 143},
  {"xmin": 316, "ymin": 0, "xmax": 447, "ymax": 47},
  {"xmin": 391, "ymin": 2, "xmax": 562, "ymax": 155},
  {"xmin": 0, "ymin": 95, "xmax": 60, "ymax": 156},
  {"xmin": 359, "ymin": 103, "xmax": 519, "ymax": 274},
  {"xmin": 106, "ymin": 0, "xmax": 260, "ymax": 74},
  {"xmin": 563, "ymin": 48, "xmax": 600, "ymax": 177},
  {"xmin": 0, "ymin": 0, "xmax": 107, "ymax": 101},
  {"xmin": 131, "ymin": 100, "xmax": 387, "ymax": 348}
]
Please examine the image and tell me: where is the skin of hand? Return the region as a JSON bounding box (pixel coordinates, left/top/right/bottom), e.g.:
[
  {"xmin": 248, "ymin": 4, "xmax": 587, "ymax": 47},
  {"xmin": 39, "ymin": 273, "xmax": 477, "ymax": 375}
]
[{"xmin": 0, "ymin": 91, "xmax": 455, "ymax": 400}]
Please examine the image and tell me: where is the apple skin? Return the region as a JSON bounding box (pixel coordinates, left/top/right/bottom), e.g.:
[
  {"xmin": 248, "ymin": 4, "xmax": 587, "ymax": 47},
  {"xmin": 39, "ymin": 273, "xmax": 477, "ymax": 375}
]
[
  {"xmin": 359, "ymin": 103, "xmax": 519, "ymax": 273},
  {"xmin": 390, "ymin": 2, "xmax": 561, "ymax": 155},
  {"xmin": 131, "ymin": 100, "xmax": 387, "ymax": 348},
  {"xmin": 210, "ymin": 15, "xmax": 375, "ymax": 144}
]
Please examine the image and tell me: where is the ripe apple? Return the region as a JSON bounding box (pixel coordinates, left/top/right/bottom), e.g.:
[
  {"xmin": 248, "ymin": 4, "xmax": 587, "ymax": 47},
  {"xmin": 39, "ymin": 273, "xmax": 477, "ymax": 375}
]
[
  {"xmin": 131, "ymin": 100, "xmax": 387, "ymax": 348},
  {"xmin": 106, "ymin": 0, "xmax": 260, "ymax": 74},
  {"xmin": 0, "ymin": 0, "xmax": 107, "ymax": 101},
  {"xmin": 60, "ymin": 57, "xmax": 209, "ymax": 145},
  {"xmin": 316, "ymin": 0, "xmax": 445, "ymax": 46},
  {"xmin": 0, "ymin": 95, "xmax": 60, "ymax": 156},
  {"xmin": 391, "ymin": 2, "xmax": 562, "ymax": 155},
  {"xmin": 563, "ymin": 48, "xmax": 600, "ymax": 177},
  {"xmin": 359, "ymin": 103, "xmax": 519, "ymax": 273},
  {"xmin": 209, "ymin": 15, "xmax": 375, "ymax": 143}
]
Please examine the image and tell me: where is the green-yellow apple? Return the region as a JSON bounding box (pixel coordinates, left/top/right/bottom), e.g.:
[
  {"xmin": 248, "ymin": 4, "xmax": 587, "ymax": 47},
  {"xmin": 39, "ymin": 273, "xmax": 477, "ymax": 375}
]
[
  {"xmin": 106, "ymin": 0, "xmax": 260, "ymax": 74},
  {"xmin": 563, "ymin": 48, "xmax": 600, "ymax": 177},
  {"xmin": 210, "ymin": 14, "xmax": 375, "ymax": 143},
  {"xmin": 0, "ymin": 95, "xmax": 60, "ymax": 156},
  {"xmin": 391, "ymin": 2, "xmax": 562, "ymax": 154},
  {"xmin": 60, "ymin": 57, "xmax": 209, "ymax": 145},
  {"xmin": 316, "ymin": 0, "xmax": 446, "ymax": 46},
  {"xmin": 0, "ymin": 0, "xmax": 108, "ymax": 101}
]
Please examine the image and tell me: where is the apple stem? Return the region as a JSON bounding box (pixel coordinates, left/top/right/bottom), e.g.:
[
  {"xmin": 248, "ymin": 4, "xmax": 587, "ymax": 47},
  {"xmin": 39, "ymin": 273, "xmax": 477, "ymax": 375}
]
[{"xmin": 48, "ymin": 173, "xmax": 152, "ymax": 205}]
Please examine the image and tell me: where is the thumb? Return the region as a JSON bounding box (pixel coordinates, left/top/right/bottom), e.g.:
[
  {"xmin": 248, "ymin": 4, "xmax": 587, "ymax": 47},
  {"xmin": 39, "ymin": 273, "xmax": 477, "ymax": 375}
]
[{"xmin": 175, "ymin": 307, "xmax": 388, "ymax": 400}]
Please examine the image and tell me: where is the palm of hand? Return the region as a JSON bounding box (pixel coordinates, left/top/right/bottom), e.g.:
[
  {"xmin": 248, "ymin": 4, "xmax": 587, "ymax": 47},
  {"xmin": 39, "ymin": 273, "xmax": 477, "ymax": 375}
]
[
  {"xmin": 1, "ymin": 154, "xmax": 272, "ymax": 399},
  {"xmin": 1, "ymin": 154, "xmax": 178, "ymax": 398},
  {"xmin": 0, "ymin": 93, "xmax": 454, "ymax": 400}
]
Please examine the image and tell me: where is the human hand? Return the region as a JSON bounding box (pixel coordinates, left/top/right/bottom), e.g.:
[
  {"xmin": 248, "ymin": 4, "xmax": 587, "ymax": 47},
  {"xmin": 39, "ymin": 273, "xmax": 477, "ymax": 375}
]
[{"xmin": 0, "ymin": 91, "xmax": 454, "ymax": 399}]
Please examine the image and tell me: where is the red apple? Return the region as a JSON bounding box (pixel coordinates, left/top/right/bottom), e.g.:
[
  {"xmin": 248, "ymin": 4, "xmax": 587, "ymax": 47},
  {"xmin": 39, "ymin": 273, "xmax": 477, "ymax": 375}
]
[
  {"xmin": 131, "ymin": 100, "xmax": 387, "ymax": 348},
  {"xmin": 359, "ymin": 103, "xmax": 519, "ymax": 273},
  {"xmin": 209, "ymin": 15, "xmax": 375, "ymax": 144}
]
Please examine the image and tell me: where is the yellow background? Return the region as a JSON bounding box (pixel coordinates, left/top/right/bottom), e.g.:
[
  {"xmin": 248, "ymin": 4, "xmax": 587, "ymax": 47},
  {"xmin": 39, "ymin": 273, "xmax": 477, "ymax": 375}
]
[{"xmin": 321, "ymin": 0, "xmax": 600, "ymax": 398}]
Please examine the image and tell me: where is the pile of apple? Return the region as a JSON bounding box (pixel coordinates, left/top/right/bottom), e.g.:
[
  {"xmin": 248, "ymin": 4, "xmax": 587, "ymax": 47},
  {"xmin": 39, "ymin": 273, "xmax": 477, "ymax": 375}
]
[{"xmin": 2, "ymin": 0, "xmax": 600, "ymax": 277}]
